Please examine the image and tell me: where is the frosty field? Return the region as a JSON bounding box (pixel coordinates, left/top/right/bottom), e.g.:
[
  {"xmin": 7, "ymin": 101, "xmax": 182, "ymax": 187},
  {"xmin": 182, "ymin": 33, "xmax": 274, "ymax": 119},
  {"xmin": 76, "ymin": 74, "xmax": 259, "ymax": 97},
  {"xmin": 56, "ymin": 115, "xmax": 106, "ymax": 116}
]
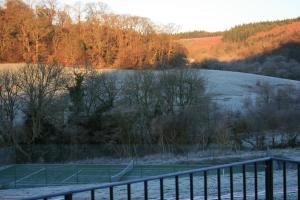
[{"xmin": 1, "ymin": 63, "xmax": 299, "ymax": 111}]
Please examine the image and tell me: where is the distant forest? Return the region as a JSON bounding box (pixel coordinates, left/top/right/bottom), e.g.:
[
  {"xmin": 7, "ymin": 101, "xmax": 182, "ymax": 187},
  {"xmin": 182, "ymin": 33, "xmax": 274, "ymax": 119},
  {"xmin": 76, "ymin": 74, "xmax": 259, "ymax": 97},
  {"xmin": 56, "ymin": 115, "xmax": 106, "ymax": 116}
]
[
  {"xmin": 176, "ymin": 17, "xmax": 300, "ymax": 41},
  {"xmin": 223, "ymin": 17, "xmax": 300, "ymax": 42},
  {"xmin": 177, "ymin": 17, "xmax": 300, "ymax": 80},
  {"xmin": 0, "ymin": 0, "xmax": 187, "ymax": 68},
  {"xmin": 173, "ymin": 31, "xmax": 222, "ymax": 39}
]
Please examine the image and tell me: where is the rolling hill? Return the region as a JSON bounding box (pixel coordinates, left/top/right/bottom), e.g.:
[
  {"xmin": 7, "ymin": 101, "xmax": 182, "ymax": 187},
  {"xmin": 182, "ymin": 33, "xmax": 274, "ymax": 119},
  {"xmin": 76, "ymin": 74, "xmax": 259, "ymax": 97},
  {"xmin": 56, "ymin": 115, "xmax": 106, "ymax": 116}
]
[{"xmin": 178, "ymin": 19, "xmax": 300, "ymax": 63}]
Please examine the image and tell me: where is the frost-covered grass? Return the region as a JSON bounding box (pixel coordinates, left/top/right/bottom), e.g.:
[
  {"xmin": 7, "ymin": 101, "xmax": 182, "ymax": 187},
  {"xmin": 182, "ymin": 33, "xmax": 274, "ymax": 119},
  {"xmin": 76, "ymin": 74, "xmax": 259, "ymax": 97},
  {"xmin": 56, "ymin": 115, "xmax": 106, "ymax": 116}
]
[{"xmin": 200, "ymin": 69, "xmax": 300, "ymax": 110}]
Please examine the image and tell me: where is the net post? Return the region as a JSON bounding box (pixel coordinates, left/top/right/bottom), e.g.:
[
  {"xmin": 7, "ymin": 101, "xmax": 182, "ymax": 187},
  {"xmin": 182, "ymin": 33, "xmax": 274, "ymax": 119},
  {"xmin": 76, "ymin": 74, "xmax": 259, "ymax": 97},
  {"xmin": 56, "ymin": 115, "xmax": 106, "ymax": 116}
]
[
  {"xmin": 76, "ymin": 165, "xmax": 79, "ymax": 184},
  {"xmin": 45, "ymin": 165, "xmax": 48, "ymax": 186},
  {"xmin": 14, "ymin": 165, "xmax": 16, "ymax": 188}
]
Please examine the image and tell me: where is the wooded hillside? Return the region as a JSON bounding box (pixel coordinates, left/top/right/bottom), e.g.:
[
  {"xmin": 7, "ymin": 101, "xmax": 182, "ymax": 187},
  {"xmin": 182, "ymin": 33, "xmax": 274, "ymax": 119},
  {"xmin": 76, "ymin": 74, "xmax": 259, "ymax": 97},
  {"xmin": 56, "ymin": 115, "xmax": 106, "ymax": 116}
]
[
  {"xmin": 223, "ymin": 17, "xmax": 300, "ymax": 42},
  {"xmin": 179, "ymin": 18, "xmax": 300, "ymax": 62},
  {"xmin": 0, "ymin": 0, "xmax": 187, "ymax": 68}
]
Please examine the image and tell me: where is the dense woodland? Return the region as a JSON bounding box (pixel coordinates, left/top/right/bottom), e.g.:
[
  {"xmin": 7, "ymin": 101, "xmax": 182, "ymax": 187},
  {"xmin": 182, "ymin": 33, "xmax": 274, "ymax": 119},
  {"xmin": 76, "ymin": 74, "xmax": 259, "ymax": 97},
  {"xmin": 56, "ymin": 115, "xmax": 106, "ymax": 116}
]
[
  {"xmin": 174, "ymin": 17, "xmax": 300, "ymax": 41},
  {"xmin": 0, "ymin": 0, "xmax": 187, "ymax": 68}
]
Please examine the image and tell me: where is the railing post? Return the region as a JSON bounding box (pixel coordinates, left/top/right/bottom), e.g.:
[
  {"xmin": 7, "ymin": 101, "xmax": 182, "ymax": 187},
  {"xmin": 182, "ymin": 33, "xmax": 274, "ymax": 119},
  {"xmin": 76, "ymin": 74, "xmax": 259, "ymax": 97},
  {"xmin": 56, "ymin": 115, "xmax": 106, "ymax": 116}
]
[
  {"xmin": 254, "ymin": 163, "xmax": 258, "ymax": 200},
  {"xmin": 298, "ymin": 164, "xmax": 300, "ymax": 200},
  {"xmin": 190, "ymin": 173, "xmax": 194, "ymax": 200},
  {"xmin": 217, "ymin": 169, "xmax": 221, "ymax": 200},
  {"xmin": 230, "ymin": 167, "xmax": 233, "ymax": 200},
  {"xmin": 160, "ymin": 178, "xmax": 164, "ymax": 200},
  {"xmin": 297, "ymin": 164, "xmax": 300, "ymax": 199},
  {"xmin": 91, "ymin": 189, "xmax": 95, "ymax": 200},
  {"xmin": 283, "ymin": 161, "xmax": 286, "ymax": 200},
  {"xmin": 144, "ymin": 180, "xmax": 148, "ymax": 200},
  {"xmin": 242, "ymin": 164, "xmax": 246, "ymax": 200},
  {"xmin": 175, "ymin": 176, "xmax": 179, "ymax": 200},
  {"xmin": 204, "ymin": 171, "xmax": 207, "ymax": 200},
  {"xmin": 127, "ymin": 184, "xmax": 131, "ymax": 200},
  {"xmin": 265, "ymin": 159, "xmax": 273, "ymax": 200},
  {"xmin": 64, "ymin": 193, "xmax": 72, "ymax": 200},
  {"xmin": 110, "ymin": 186, "xmax": 114, "ymax": 200}
]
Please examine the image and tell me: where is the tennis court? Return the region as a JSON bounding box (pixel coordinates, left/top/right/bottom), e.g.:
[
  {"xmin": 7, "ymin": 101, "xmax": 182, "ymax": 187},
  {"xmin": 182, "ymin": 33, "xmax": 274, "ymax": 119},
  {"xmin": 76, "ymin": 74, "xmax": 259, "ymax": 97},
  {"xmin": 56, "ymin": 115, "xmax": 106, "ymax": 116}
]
[
  {"xmin": 0, "ymin": 160, "xmax": 265, "ymax": 190},
  {"xmin": 0, "ymin": 163, "xmax": 128, "ymax": 189},
  {"xmin": 0, "ymin": 162, "xmax": 203, "ymax": 189}
]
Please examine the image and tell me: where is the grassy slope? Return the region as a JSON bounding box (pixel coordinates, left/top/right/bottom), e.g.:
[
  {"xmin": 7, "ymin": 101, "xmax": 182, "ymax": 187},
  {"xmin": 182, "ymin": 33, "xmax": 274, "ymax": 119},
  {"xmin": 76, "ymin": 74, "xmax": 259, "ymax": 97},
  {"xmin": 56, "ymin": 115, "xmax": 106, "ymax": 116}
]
[{"xmin": 178, "ymin": 21, "xmax": 300, "ymax": 62}]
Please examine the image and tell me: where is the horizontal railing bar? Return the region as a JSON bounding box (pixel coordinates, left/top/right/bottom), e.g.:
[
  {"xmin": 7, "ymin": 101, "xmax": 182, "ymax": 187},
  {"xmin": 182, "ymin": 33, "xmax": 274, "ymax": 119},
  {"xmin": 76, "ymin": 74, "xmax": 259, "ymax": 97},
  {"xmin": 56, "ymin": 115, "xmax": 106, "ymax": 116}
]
[
  {"xmin": 272, "ymin": 157, "xmax": 300, "ymax": 164},
  {"xmin": 13, "ymin": 163, "xmax": 127, "ymax": 165},
  {"xmin": 21, "ymin": 157, "xmax": 272, "ymax": 200}
]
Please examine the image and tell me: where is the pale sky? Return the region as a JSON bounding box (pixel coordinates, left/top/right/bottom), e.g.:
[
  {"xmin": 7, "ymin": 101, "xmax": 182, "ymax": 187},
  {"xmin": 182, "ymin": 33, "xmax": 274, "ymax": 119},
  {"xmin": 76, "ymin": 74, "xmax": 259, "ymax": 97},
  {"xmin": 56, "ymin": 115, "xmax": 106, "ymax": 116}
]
[{"xmin": 63, "ymin": 0, "xmax": 300, "ymax": 32}]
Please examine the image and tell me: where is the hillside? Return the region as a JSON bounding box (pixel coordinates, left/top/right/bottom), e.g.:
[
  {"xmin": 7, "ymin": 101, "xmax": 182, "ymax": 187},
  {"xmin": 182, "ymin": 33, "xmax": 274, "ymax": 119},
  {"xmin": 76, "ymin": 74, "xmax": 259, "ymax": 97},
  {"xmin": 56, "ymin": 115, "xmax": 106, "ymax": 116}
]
[{"xmin": 178, "ymin": 20, "xmax": 300, "ymax": 63}]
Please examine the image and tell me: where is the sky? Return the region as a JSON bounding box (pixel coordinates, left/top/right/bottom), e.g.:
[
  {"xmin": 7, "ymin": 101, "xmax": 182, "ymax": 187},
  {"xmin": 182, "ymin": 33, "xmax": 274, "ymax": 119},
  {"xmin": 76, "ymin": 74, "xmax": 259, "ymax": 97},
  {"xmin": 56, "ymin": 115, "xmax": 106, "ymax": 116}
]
[{"xmin": 63, "ymin": 0, "xmax": 300, "ymax": 32}]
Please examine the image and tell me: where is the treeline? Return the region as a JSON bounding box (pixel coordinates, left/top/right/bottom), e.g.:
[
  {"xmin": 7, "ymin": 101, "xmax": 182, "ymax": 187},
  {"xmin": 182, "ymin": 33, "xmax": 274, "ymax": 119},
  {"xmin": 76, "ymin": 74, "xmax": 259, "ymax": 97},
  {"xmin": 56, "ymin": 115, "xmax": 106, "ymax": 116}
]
[
  {"xmin": 174, "ymin": 31, "xmax": 222, "ymax": 39},
  {"xmin": 175, "ymin": 17, "xmax": 300, "ymax": 41},
  {"xmin": 223, "ymin": 17, "xmax": 300, "ymax": 42},
  {"xmin": 0, "ymin": 0, "xmax": 187, "ymax": 68},
  {"xmin": 1, "ymin": 65, "xmax": 299, "ymax": 161}
]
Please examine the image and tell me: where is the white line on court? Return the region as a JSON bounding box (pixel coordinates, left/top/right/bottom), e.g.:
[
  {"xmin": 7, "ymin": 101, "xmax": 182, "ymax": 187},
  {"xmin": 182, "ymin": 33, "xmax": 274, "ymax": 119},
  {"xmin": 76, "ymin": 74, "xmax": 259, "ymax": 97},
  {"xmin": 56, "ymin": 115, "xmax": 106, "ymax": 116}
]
[
  {"xmin": 61, "ymin": 170, "xmax": 82, "ymax": 183},
  {"xmin": 0, "ymin": 165, "xmax": 13, "ymax": 172},
  {"xmin": 16, "ymin": 168, "xmax": 45, "ymax": 183}
]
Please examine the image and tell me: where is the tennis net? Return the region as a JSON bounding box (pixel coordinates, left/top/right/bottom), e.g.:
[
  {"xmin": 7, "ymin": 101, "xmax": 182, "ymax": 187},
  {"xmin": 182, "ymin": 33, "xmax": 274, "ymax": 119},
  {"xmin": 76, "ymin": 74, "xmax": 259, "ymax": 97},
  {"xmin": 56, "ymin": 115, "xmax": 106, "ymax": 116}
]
[{"xmin": 111, "ymin": 160, "xmax": 134, "ymax": 182}]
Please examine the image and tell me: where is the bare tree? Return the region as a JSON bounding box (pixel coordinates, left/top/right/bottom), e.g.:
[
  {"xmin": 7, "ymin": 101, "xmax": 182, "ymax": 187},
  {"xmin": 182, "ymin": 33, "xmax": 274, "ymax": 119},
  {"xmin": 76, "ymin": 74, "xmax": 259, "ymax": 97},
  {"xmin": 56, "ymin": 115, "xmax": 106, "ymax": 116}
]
[
  {"xmin": 0, "ymin": 69, "xmax": 31, "ymax": 158},
  {"xmin": 159, "ymin": 69, "xmax": 207, "ymax": 113},
  {"xmin": 122, "ymin": 70, "xmax": 158, "ymax": 113},
  {"xmin": 121, "ymin": 71, "xmax": 159, "ymax": 144},
  {"xmin": 0, "ymin": 70, "xmax": 20, "ymax": 143},
  {"xmin": 84, "ymin": 71, "xmax": 119, "ymax": 116},
  {"xmin": 18, "ymin": 63, "xmax": 67, "ymax": 143}
]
